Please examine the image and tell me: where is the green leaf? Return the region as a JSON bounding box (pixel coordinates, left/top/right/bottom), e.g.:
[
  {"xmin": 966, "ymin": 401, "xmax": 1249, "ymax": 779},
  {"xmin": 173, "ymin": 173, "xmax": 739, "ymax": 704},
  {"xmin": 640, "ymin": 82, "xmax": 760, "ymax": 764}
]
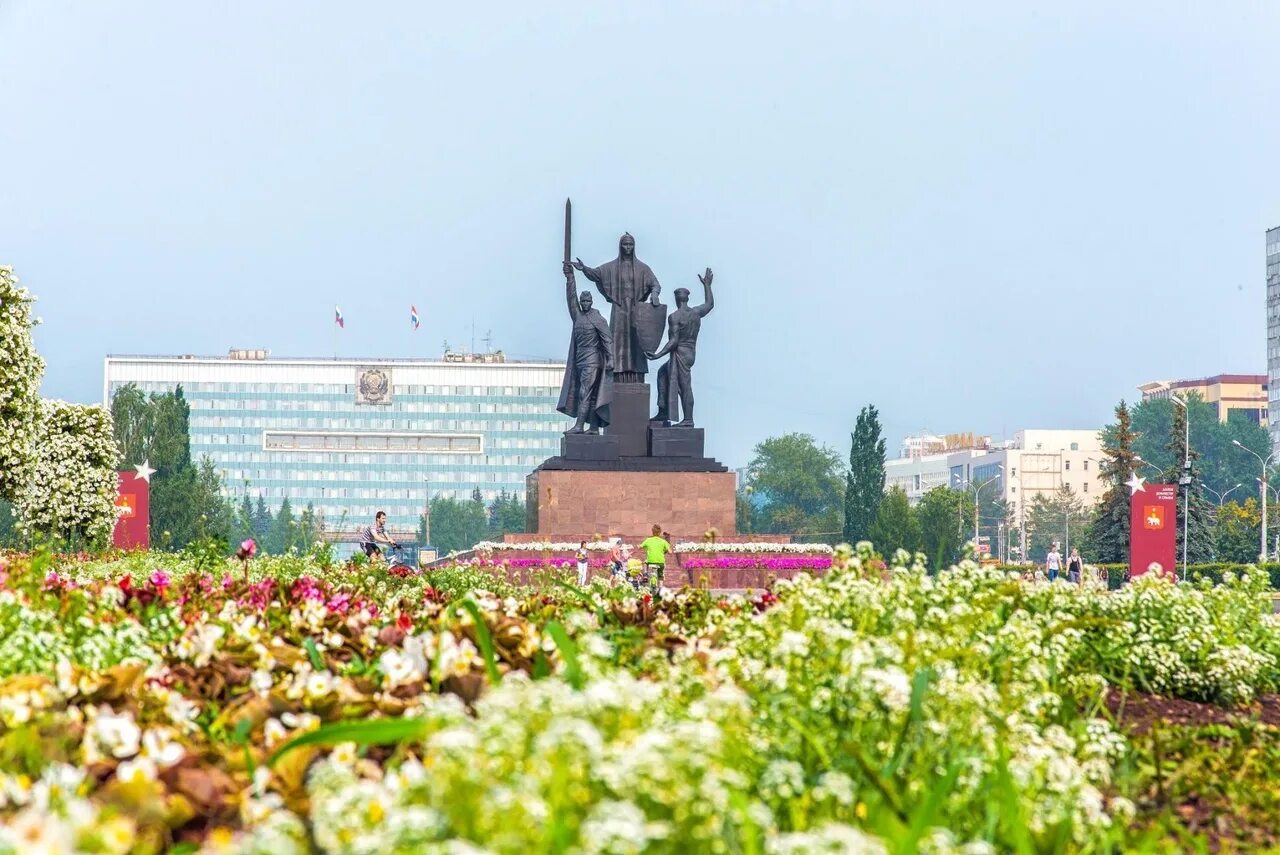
[
  {"xmin": 532, "ymin": 649, "xmax": 551, "ymax": 680},
  {"xmin": 459, "ymin": 599, "xmax": 502, "ymax": 685},
  {"xmin": 545, "ymin": 621, "xmax": 582, "ymax": 689},
  {"xmin": 268, "ymin": 716, "xmax": 429, "ymax": 767},
  {"xmin": 302, "ymin": 636, "xmax": 325, "ymax": 671},
  {"xmin": 168, "ymin": 844, "xmax": 199, "ymax": 855}
]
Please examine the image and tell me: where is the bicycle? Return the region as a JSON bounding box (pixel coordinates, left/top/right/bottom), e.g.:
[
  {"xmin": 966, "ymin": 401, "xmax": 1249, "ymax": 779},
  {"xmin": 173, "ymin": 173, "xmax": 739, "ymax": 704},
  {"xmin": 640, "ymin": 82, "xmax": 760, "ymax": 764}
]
[{"xmin": 379, "ymin": 542, "xmax": 421, "ymax": 577}]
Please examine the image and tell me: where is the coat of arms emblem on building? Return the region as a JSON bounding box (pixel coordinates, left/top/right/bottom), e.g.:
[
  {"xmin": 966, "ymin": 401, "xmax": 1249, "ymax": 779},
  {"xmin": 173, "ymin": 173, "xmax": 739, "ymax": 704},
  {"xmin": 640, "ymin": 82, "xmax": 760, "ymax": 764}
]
[{"xmin": 356, "ymin": 368, "xmax": 392, "ymax": 405}]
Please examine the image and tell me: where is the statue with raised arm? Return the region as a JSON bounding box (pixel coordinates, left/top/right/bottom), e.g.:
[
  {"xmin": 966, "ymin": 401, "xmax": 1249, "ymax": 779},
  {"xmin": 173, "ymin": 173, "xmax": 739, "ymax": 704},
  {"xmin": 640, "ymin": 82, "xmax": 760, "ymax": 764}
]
[
  {"xmin": 648, "ymin": 268, "xmax": 715, "ymax": 427},
  {"xmin": 571, "ymin": 233, "xmax": 661, "ymax": 383},
  {"xmin": 556, "ymin": 262, "xmax": 613, "ymax": 433}
]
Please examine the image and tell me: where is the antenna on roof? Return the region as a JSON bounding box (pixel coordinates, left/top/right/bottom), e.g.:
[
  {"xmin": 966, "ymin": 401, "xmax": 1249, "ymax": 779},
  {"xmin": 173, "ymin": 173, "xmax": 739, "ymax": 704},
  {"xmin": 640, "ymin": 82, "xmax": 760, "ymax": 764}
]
[{"xmin": 483, "ymin": 330, "xmax": 494, "ymax": 353}]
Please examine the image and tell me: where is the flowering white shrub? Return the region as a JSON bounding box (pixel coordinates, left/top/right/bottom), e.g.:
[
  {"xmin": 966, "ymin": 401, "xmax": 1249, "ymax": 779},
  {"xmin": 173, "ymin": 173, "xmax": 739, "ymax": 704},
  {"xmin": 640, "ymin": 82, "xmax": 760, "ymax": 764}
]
[
  {"xmin": 0, "ymin": 266, "xmax": 44, "ymax": 503},
  {"xmin": 15, "ymin": 400, "xmax": 120, "ymax": 546}
]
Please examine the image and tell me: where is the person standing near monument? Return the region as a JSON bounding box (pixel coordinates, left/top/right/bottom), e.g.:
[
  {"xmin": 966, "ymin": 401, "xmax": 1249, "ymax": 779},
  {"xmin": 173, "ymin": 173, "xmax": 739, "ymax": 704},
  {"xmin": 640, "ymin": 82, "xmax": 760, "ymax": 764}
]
[
  {"xmin": 648, "ymin": 269, "xmax": 715, "ymax": 427},
  {"xmin": 572, "ymin": 233, "xmax": 661, "ymax": 383},
  {"xmin": 575, "ymin": 540, "xmax": 590, "ymax": 586},
  {"xmin": 556, "ymin": 262, "xmax": 613, "ymax": 434},
  {"xmin": 640, "ymin": 524, "xmax": 671, "ymax": 591}
]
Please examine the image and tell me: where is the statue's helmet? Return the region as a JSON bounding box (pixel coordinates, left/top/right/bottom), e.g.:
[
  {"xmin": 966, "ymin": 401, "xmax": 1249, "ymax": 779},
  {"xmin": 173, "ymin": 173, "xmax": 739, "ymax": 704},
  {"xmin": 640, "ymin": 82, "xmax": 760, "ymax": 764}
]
[{"xmin": 674, "ymin": 287, "xmax": 691, "ymax": 302}]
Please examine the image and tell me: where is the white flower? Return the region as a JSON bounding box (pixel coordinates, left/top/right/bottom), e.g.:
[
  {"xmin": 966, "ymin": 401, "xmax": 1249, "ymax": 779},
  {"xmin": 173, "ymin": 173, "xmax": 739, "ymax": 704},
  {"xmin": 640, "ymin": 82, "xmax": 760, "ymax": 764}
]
[
  {"xmin": 86, "ymin": 707, "xmax": 141, "ymax": 761},
  {"xmin": 115, "ymin": 758, "xmax": 158, "ymax": 784}
]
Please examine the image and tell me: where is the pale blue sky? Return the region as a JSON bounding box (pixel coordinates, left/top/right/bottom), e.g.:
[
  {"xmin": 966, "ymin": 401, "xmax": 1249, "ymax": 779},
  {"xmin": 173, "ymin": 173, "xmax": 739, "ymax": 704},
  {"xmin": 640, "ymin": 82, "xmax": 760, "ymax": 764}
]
[{"xmin": 2, "ymin": 2, "xmax": 1276, "ymax": 467}]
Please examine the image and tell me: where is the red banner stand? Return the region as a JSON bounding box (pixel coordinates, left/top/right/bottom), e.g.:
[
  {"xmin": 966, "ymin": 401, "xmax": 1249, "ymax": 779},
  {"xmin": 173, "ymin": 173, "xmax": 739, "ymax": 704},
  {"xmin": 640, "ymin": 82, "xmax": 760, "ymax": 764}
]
[
  {"xmin": 1129, "ymin": 483, "xmax": 1177, "ymax": 578},
  {"xmin": 112, "ymin": 471, "xmax": 150, "ymax": 549}
]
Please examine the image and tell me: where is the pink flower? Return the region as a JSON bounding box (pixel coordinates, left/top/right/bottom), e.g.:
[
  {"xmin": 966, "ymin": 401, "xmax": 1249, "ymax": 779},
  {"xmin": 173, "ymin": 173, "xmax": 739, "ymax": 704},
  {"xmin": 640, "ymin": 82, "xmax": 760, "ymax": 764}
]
[{"xmin": 149, "ymin": 570, "xmax": 171, "ymax": 591}]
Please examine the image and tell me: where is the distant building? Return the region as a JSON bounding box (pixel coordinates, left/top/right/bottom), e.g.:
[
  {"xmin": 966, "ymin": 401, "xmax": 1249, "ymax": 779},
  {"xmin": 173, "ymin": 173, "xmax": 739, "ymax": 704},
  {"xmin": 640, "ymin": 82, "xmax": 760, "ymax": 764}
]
[
  {"xmin": 898, "ymin": 431, "xmax": 990, "ymax": 460},
  {"xmin": 885, "ymin": 449, "xmax": 987, "ymax": 504},
  {"xmin": 886, "ymin": 428, "xmax": 1105, "ymax": 560},
  {"xmin": 1138, "ymin": 375, "xmax": 1267, "ymax": 426},
  {"xmin": 103, "ymin": 351, "xmax": 566, "ymax": 538}
]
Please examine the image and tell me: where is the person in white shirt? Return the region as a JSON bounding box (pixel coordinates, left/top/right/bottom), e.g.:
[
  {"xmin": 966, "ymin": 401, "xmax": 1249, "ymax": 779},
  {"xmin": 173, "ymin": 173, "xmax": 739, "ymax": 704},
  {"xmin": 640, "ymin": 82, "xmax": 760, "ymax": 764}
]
[{"xmin": 1045, "ymin": 542, "xmax": 1063, "ymax": 582}]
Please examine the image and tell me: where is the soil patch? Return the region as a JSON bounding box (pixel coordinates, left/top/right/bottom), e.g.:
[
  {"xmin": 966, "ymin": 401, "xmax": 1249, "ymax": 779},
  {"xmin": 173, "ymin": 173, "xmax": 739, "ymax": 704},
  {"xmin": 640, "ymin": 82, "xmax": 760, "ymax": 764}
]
[{"xmin": 1105, "ymin": 688, "xmax": 1280, "ymax": 735}]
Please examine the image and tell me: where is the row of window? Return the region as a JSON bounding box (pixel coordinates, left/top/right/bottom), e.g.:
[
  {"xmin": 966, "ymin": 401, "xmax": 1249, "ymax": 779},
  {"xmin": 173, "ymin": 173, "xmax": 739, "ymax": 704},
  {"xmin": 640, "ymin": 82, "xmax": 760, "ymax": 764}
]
[
  {"xmin": 194, "ymin": 419, "xmax": 561, "ymax": 433},
  {"xmin": 115, "ymin": 381, "xmax": 559, "ymax": 398},
  {"xmin": 215, "ymin": 467, "xmax": 540, "ymax": 483},
  {"xmin": 191, "ymin": 399, "xmax": 556, "ymax": 414}
]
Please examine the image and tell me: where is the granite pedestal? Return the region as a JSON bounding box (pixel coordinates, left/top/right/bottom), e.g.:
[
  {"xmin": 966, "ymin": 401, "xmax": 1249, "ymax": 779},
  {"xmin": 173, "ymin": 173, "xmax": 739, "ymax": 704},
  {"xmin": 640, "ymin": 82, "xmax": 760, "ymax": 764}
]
[
  {"xmin": 649, "ymin": 425, "xmax": 704, "ymax": 458},
  {"xmin": 560, "ymin": 433, "xmax": 620, "ymax": 462},
  {"xmin": 607, "ymin": 382, "xmax": 651, "ymax": 457},
  {"xmin": 526, "ymin": 468, "xmax": 736, "ymax": 537}
]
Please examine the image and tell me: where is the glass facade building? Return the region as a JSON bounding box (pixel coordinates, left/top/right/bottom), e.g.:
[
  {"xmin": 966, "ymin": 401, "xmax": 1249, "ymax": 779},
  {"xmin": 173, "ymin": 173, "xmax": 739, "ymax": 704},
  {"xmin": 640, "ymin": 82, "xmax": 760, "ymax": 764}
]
[{"xmin": 103, "ymin": 353, "xmax": 567, "ymax": 534}]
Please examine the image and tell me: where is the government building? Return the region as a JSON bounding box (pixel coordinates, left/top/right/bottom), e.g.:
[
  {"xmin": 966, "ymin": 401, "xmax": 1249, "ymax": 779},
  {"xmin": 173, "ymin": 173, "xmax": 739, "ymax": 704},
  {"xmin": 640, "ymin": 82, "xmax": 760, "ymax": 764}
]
[{"xmin": 102, "ymin": 350, "xmax": 567, "ymax": 536}]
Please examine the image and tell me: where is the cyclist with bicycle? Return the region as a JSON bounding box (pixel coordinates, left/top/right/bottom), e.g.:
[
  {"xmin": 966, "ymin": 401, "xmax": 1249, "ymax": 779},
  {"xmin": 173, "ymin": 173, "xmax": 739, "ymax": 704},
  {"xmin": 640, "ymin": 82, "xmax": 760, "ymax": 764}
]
[{"xmin": 358, "ymin": 511, "xmax": 397, "ymax": 558}]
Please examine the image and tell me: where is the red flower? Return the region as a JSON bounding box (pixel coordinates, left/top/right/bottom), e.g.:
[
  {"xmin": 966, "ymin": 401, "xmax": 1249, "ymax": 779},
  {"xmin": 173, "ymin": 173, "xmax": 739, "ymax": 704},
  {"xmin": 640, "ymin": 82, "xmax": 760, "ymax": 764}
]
[{"xmin": 396, "ymin": 612, "xmax": 413, "ymax": 632}]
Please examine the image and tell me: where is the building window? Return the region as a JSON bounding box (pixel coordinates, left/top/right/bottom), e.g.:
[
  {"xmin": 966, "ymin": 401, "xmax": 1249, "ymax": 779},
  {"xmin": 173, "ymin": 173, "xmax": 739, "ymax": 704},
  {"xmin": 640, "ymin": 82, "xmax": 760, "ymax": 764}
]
[
  {"xmin": 1083, "ymin": 460, "xmax": 1089, "ymax": 471},
  {"xmin": 1070, "ymin": 442, "xmax": 1079, "ymax": 451},
  {"xmin": 1065, "ymin": 461, "xmax": 1070, "ymax": 471},
  {"xmin": 1083, "ymin": 482, "xmax": 1089, "ymax": 493}
]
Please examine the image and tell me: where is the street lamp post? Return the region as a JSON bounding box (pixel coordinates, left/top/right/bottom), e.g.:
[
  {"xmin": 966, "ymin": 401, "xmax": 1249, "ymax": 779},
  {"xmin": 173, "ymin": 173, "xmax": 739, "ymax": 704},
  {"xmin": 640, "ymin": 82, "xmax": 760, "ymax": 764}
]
[
  {"xmin": 1232, "ymin": 440, "xmax": 1276, "ymax": 562},
  {"xmin": 1203, "ymin": 483, "xmax": 1243, "ymax": 507},
  {"xmin": 1171, "ymin": 395, "xmax": 1191, "ymax": 578},
  {"xmin": 971, "ymin": 466, "xmax": 1004, "ymax": 558}
]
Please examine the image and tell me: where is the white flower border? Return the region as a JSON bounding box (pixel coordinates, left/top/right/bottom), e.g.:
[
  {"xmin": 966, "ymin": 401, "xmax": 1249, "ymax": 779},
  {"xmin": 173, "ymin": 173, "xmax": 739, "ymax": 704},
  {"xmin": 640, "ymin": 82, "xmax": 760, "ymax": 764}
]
[{"xmin": 473, "ymin": 540, "xmax": 833, "ymax": 555}]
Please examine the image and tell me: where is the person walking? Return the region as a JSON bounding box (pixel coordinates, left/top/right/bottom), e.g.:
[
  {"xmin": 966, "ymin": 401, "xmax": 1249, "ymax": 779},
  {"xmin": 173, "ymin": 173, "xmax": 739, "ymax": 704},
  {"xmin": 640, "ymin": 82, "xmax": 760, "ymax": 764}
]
[
  {"xmin": 575, "ymin": 540, "xmax": 590, "ymax": 586},
  {"xmin": 1066, "ymin": 547, "xmax": 1083, "ymax": 584},
  {"xmin": 1045, "ymin": 542, "xmax": 1063, "ymax": 582},
  {"xmin": 640, "ymin": 524, "xmax": 671, "ymax": 592},
  {"xmin": 608, "ymin": 537, "xmax": 625, "ymax": 583}
]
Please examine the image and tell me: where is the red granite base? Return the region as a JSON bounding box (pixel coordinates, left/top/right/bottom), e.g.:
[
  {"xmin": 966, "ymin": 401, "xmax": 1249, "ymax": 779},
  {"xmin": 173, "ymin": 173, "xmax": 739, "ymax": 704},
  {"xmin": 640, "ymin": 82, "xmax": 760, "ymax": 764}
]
[{"xmin": 525, "ymin": 468, "xmax": 737, "ymax": 540}]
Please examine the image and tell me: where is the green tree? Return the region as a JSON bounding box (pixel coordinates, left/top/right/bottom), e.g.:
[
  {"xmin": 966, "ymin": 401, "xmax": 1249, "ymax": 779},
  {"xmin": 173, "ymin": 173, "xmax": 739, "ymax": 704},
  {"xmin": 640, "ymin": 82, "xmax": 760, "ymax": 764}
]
[
  {"xmin": 252, "ymin": 496, "xmax": 272, "ymax": 542},
  {"xmin": 1164, "ymin": 399, "xmax": 1216, "ymax": 564},
  {"xmin": 109, "ymin": 383, "xmax": 153, "ymax": 468},
  {"xmin": 917, "ymin": 487, "xmax": 967, "ymax": 571},
  {"xmin": 485, "ymin": 491, "xmax": 526, "ymax": 539},
  {"xmin": 843, "ymin": 405, "xmax": 886, "ymax": 543},
  {"xmin": 429, "ymin": 495, "xmax": 489, "ymax": 554},
  {"xmin": 297, "ymin": 502, "xmax": 320, "ymax": 547},
  {"xmin": 266, "ymin": 497, "xmax": 296, "ymax": 555},
  {"xmin": 745, "ymin": 433, "xmax": 843, "ymax": 535},
  {"xmin": 1130, "ymin": 393, "xmax": 1271, "ymax": 498},
  {"xmin": 149, "ymin": 385, "xmax": 191, "ymax": 472},
  {"xmin": 232, "ymin": 494, "xmax": 254, "ymax": 546},
  {"xmin": 1085, "ymin": 401, "xmax": 1138, "ymax": 563},
  {"xmin": 1216, "ymin": 498, "xmax": 1261, "ymax": 563},
  {"xmin": 736, "ymin": 486, "xmax": 757, "ymax": 535},
  {"xmin": 1024, "ymin": 487, "xmax": 1091, "ymax": 562},
  {"xmin": 193, "ymin": 458, "xmax": 233, "ymax": 545},
  {"xmin": 867, "ymin": 487, "xmax": 920, "ymax": 556}
]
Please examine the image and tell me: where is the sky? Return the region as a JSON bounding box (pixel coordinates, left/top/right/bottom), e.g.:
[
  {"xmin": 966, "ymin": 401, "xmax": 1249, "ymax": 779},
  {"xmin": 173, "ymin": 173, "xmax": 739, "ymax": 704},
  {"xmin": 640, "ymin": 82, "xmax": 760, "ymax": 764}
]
[{"xmin": 2, "ymin": 2, "xmax": 1277, "ymax": 469}]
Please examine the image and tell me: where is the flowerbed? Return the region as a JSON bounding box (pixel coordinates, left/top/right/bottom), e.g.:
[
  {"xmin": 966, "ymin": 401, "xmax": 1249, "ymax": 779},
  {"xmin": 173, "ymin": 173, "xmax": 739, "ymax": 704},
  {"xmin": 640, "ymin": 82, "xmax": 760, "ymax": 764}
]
[{"xmin": 0, "ymin": 545, "xmax": 1278, "ymax": 852}]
